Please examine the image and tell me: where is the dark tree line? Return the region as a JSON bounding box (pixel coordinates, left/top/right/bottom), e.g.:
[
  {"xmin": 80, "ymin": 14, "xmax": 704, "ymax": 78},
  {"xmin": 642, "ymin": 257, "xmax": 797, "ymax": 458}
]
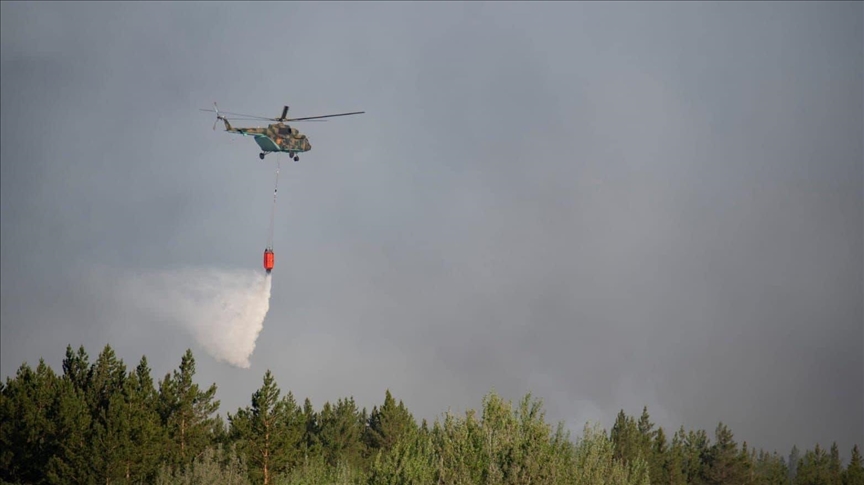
[{"xmin": 1, "ymin": 344, "xmax": 861, "ymax": 485}]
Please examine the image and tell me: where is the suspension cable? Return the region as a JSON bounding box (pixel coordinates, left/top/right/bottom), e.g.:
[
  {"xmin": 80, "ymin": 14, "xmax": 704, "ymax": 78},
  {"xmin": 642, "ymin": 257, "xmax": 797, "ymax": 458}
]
[{"xmin": 266, "ymin": 155, "xmax": 281, "ymax": 250}]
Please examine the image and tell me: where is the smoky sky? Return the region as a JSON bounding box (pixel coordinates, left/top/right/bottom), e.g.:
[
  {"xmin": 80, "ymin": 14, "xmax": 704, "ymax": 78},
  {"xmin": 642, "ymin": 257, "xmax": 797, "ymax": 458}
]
[{"xmin": 1, "ymin": 1, "xmax": 861, "ymax": 459}]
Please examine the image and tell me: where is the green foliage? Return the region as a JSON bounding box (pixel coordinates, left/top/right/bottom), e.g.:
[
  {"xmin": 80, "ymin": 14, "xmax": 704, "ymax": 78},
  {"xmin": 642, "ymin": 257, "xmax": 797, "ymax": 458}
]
[
  {"xmin": 789, "ymin": 445, "xmax": 802, "ymax": 483},
  {"xmin": 316, "ymin": 397, "xmax": 367, "ymax": 470},
  {"xmin": 228, "ymin": 369, "xmax": 305, "ymax": 484},
  {"xmin": 427, "ymin": 392, "xmax": 579, "ymax": 484},
  {"xmin": 611, "ymin": 410, "xmax": 642, "ymax": 465},
  {"xmin": 845, "ymin": 445, "xmax": 864, "ymax": 485},
  {"xmin": 828, "ymin": 442, "xmax": 844, "ymax": 485},
  {"xmin": 274, "ymin": 454, "xmax": 366, "ymax": 485},
  {"xmin": 155, "ymin": 444, "xmax": 249, "ymax": 485},
  {"xmin": 752, "ymin": 450, "xmax": 790, "ymax": 485},
  {"xmin": 678, "ymin": 427, "xmax": 711, "ymax": 484},
  {"xmin": 157, "ymin": 349, "xmax": 220, "ymax": 470},
  {"xmin": 44, "ymin": 377, "xmax": 91, "ymax": 484},
  {"xmin": 572, "ymin": 423, "xmax": 650, "ymax": 485},
  {"xmin": 367, "ymin": 424, "xmax": 436, "ymax": 485},
  {"xmin": 364, "ymin": 389, "xmax": 416, "ymax": 456},
  {"xmin": 0, "ymin": 343, "xmax": 860, "ymax": 485},
  {"xmin": 0, "ymin": 360, "xmax": 61, "ymax": 483},
  {"xmin": 704, "ymin": 422, "xmax": 748, "ymax": 484},
  {"xmin": 651, "ymin": 426, "xmax": 670, "ymax": 485}
]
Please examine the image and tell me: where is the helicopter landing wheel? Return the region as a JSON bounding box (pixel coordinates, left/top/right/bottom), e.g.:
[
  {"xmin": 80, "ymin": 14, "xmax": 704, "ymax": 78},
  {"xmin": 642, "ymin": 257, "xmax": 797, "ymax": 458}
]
[
  {"xmin": 259, "ymin": 152, "xmax": 265, "ymax": 160},
  {"xmin": 293, "ymin": 156, "xmax": 299, "ymax": 162}
]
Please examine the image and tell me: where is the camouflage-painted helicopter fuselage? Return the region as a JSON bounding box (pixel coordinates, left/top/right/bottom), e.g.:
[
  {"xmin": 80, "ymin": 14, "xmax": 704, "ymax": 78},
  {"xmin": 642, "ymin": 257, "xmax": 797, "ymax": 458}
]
[
  {"xmin": 220, "ymin": 117, "xmax": 311, "ymax": 161},
  {"xmin": 202, "ymin": 103, "xmax": 364, "ymax": 162}
]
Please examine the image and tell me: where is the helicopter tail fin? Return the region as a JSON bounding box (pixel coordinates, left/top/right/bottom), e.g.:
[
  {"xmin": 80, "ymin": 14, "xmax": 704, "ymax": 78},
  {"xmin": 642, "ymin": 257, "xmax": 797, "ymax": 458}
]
[
  {"xmin": 207, "ymin": 102, "xmax": 234, "ymax": 131},
  {"xmin": 213, "ymin": 114, "xmax": 232, "ymax": 131}
]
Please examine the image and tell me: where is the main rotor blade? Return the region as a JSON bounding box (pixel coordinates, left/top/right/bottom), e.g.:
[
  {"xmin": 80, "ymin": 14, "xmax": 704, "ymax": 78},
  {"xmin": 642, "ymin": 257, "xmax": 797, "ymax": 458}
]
[
  {"xmin": 286, "ymin": 111, "xmax": 365, "ymax": 122},
  {"xmin": 198, "ymin": 108, "xmax": 274, "ymax": 121},
  {"xmin": 200, "ymin": 107, "xmax": 363, "ymax": 122},
  {"xmin": 223, "ymin": 116, "xmax": 273, "ymax": 121},
  {"xmin": 227, "ymin": 116, "xmax": 328, "ymax": 122}
]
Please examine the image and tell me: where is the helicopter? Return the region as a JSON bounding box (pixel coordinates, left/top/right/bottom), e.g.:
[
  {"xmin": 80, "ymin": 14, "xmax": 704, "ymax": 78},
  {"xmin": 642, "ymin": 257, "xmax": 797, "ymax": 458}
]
[{"xmin": 200, "ymin": 102, "xmax": 365, "ymax": 161}]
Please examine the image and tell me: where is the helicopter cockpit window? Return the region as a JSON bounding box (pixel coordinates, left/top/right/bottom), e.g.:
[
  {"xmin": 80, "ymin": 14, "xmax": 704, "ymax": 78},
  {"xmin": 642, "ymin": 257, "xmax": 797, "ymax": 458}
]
[{"xmin": 277, "ymin": 126, "xmax": 292, "ymax": 135}]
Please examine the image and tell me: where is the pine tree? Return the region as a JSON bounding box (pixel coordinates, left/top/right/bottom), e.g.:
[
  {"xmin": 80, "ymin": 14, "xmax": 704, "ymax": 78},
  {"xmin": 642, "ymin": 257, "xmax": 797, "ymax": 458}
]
[
  {"xmin": 789, "ymin": 445, "xmax": 801, "ymax": 483},
  {"xmin": 210, "ymin": 414, "xmax": 229, "ymax": 446},
  {"xmin": 86, "ymin": 344, "xmax": 127, "ymax": 416},
  {"xmin": 705, "ymin": 422, "xmax": 746, "ymax": 485},
  {"xmin": 44, "ymin": 377, "xmax": 92, "ymax": 484},
  {"xmin": 317, "ymin": 397, "xmax": 367, "ymax": 469},
  {"xmin": 668, "ymin": 432, "xmax": 688, "ymax": 485},
  {"xmin": 797, "ymin": 444, "xmax": 830, "ymax": 485},
  {"xmin": 752, "ymin": 450, "xmax": 789, "ymax": 485},
  {"xmin": 157, "ymin": 349, "xmax": 220, "ymax": 470},
  {"xmin": 637, "ymin": 407, "xmax": 657, "ymax": 446},
  {"xmin": 652, "ymin": 426, "xmax": 671, "ymax": 485},
  {"xmin": 0, "ymin": 360, "xmax": 60, "ymax": 484},
  {"xmin": 364, "ymin": 389, "xmax": 416, "ymax": 455},
  {"xmin": 572, "ymin": 422, "xmax": 651, "ymax": 485},
  {"xmin": 61, "ymin": 344, "xmax": 90, "ymax": 392},
  {"xmin": 300, "ymin": 397, "xmax": 322, "ymax": 462},
  {"xmin": 827, "ymin": 442, "xmax": 843, "ymax": 485},
  {"xmin": 740, "ymin": 441, "xmax": 755, "ymax": 484},
  {"xmin": 513, "ymin": 393, "xmax": 575, "ymax": 484},
  {"xmin": 844, "ymin": 445, "xmax": 863, "ymax": 485},
  {"xmin": 771, "ymin": 452, "xmax": 791, "ymax": 485},
  {"xmin": 89, "ymin": 380, "xmax": 134, "ymax": 482},
  {"xmin": 228, "ymin": 369, "xmax": 304, "ymax": 485},
  {"xmin": 123, "ymin": 358, "xmax": 165, "ymax": 482},
  {"xmin": 679, "ymin": 427, "xmax": 711, "ymax": 485},
  {"xmin": 611, "ymin": 410, "xmax": 642, "ymax": 465},
  {"xmin": 86, "ymin": 345, "xmax": 133, "ymax": 483},
  {"xmin": 367, "ymin": 423, "xmax": 436, "ymax": 485},
  {"xmin": 430, "ymin": 407, "xmax": 487, "ymax": 484}
]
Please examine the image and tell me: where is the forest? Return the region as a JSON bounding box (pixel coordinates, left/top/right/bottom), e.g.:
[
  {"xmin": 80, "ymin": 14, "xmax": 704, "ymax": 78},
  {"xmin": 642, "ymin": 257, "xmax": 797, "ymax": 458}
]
[{"xmin": 1, "ymin": 344, "xmax": 861, "ymax": 485}]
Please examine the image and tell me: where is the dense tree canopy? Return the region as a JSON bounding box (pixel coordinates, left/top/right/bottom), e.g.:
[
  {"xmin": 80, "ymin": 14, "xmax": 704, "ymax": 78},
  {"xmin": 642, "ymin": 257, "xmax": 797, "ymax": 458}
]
[{"xmin": 0, "ymin": 345, "xmax": 858, "ymax": 485}]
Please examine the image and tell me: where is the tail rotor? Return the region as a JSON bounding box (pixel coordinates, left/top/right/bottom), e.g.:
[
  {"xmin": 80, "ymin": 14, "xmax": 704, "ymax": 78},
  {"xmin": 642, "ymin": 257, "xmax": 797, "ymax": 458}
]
[
  {"xmin": 199, "ymin": 101, "xmax": 227, "ymax": 130},
  {"xmin": 211, "ymin": 102, "xmax": 225, "ymax": 131}
]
